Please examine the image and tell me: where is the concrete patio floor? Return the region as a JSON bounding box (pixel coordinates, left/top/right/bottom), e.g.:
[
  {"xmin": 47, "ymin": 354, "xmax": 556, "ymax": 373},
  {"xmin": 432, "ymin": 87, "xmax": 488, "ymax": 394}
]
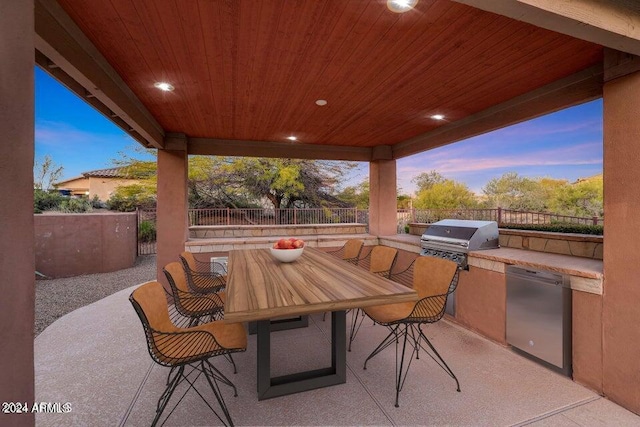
[{"xmin": 35, "ymin": 285, "xmax": 639, "ymax": 426}]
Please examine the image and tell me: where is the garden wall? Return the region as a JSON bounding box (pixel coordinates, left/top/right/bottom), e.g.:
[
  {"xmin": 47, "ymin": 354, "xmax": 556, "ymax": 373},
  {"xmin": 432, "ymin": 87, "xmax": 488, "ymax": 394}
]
[{"xmin": 35, "ymin": 213, "xmax": 137, "ymax": 278}]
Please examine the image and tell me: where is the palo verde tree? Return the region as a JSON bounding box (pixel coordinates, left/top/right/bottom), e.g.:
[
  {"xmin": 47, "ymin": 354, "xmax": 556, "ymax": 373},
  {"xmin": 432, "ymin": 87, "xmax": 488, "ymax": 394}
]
[{"xmin": 107, "ymin": 145, "xmax": 358, "ymax": 211}]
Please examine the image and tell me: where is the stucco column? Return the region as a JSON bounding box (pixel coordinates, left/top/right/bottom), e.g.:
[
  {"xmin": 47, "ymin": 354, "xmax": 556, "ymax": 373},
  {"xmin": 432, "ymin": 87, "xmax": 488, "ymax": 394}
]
[
  {"xmin": 0, "ymin": 0, "xmax": 35, "ymax": 425},
  {"xmin": 156, "ymin": 148, "xmax": 188, "ymax": 285},
  {"xmin": 369, "ymin": 160, "xmax": 397, "ymax": 236},
  {"xmin": 602, "ymin": 70, "xmax": 640, "ymax": 414}
]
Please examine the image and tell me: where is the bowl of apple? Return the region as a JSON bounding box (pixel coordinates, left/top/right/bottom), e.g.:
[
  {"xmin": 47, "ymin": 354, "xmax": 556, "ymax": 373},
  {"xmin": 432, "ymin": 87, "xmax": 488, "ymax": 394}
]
[{"xmin": 270, "ymin": 238, "xmax": 305, "ymax": 263}]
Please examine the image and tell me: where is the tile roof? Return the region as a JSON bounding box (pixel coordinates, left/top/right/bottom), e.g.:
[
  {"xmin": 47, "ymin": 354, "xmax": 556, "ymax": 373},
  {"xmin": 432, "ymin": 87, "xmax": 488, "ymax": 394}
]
[{"xmin": 82, "ymin": 167, "xmax": 133, "ymax": 178}]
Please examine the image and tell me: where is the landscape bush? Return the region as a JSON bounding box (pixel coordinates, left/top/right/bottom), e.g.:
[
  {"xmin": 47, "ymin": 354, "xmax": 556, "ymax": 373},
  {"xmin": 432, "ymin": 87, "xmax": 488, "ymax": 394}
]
[
  {"xmin": 34, "ymin": 189, "xmax": 64, "ymax": 213},
  {"xmin": 138, "ymin": 220, "xmax": 156, "ymax": 242},
  {"xmin": 500, "ymin": 223, "xmax": 603, "ymax": 235},
  {"xmin": 58, "ymin": 198, "xmax": 92, "ymax": 213}
]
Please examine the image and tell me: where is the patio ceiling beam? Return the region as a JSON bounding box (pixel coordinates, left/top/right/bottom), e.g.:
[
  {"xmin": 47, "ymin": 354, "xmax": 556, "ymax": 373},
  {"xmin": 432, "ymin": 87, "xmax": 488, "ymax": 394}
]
[
  {"xmin": 455, "ymin": 0, "xmax": 640, "ymax": 56},
  {"xmin": 188, "ymin": 138, "xmax": 377, "ymax": 162},
  {"xmin": 34, "ymin": 0, "xmax": 165, "ymax": 148},
  {"xmin": 393, "ymin": 65, "xmax": 603, "ymax": 159}
]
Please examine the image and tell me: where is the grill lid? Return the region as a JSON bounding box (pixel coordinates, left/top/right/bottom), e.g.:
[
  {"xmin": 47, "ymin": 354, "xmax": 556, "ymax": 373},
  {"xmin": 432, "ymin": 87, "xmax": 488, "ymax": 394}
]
[{"xmin": 421, "ymin": 219, "xmax": 499, "ymax": 252}]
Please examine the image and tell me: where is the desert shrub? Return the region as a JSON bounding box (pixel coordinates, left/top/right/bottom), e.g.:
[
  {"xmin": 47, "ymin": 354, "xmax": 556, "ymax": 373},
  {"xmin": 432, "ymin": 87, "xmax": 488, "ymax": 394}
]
[
  {"xmin": 34, "ymin": 189, "xmax": 64, "ymax": 212},
  {"xmin": 107, "ymin": 192, "xmax": 155, "ymax": 212},
  {"xmin": 500, "ymin": 223, "xmax": 603, "ymax": 235},
  {"xmin": 138, "ymin": 220, "xmax": 156, "ymax": 242},
  {"xmin": 90, "ymin": 195, "xmax": 104, "ymax": 209},
  {"xmin": 58, "ymin": 198, "xmax": 92, "ymax": 213}
]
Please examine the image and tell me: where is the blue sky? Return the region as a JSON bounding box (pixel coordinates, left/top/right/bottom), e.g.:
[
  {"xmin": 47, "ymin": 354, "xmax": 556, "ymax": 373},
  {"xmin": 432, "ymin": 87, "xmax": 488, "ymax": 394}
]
[{"xmin": 36, "ymin": 67, "xmax": 603, "ymax": 193}]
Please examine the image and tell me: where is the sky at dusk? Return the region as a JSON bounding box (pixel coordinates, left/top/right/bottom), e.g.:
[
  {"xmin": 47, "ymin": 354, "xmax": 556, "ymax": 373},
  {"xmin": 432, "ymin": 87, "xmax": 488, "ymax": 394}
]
[{"xmin": 35, "ymin": 66, "xmax": 603, "ymax": 194}]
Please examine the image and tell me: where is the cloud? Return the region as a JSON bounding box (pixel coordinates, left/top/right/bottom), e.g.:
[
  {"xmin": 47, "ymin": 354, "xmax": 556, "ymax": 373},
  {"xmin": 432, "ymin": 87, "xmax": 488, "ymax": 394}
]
[
  {"xmin": 400, "ymin": 142, "xmax": 600, "ymax": 174},
  {"xmin": 35, "ymin": 121, "xmax": 134, "ymax": 148},
  {"xmin": 500, "ymin": 118, "xmax": 602, "ymax": 138}
]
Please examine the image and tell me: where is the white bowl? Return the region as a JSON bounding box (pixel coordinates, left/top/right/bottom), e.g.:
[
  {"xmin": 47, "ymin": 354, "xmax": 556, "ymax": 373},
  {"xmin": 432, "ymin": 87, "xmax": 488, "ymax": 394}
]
[{"xmin": 270, "ymin": 247, "xmax": 304, "ymax": 263}]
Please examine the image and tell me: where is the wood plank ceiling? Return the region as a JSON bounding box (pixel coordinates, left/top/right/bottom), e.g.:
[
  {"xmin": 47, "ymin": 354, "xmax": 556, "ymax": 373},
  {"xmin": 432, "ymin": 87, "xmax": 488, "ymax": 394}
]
[{"xmin": 56, "ymin": 0, "xmax": 603, "ymax": 148}]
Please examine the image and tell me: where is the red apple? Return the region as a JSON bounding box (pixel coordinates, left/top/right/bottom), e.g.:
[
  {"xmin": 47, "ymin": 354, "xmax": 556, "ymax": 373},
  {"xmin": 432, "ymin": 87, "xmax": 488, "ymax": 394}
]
[{"xmin": 293, "ymin": 239, "xmax": 304, "ymax": 248}]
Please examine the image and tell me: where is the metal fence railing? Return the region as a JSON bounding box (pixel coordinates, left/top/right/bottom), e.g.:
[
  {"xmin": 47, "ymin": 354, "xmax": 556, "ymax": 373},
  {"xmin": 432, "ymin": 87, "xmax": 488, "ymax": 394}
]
[
  {"xmin": 137, "ymin": 207, "xmax": 603, "ymax": 254},
  {"xmin": 136, "ymin": 208, "xmax": 157, "ymax": 256},
  {"xmin": 401, "ymin": 208, "xmax": 602, "ymax": 227},
  {"xmin": 188, "ymin": 207, "xmax": 362, "ymax": 226}
]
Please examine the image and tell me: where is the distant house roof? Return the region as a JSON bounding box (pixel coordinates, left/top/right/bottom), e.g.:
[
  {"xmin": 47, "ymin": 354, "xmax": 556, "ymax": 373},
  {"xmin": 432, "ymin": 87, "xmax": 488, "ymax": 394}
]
[
  {"xmin": 82, "ymin": 166, "xmax": 133, "ymax": 178},
  {"xmin": 54, "ymin": 167, "xmax": 135, "ymax": 186}
]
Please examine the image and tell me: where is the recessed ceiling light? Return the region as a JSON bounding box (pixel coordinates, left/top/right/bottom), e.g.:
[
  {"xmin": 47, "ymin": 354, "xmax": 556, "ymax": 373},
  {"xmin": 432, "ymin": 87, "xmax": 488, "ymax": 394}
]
[
  {"xmin": 154, "ymin": 82, "xmax": 174, "ymax": 92},
  {"xmin": 287, "ymin": 136, "xmax": 297, "ymax": 141},
  {"xmin": 430, "ymin": 114, "xmax": 445, "ymax": 120},
  {"xmin": 387, "ymin": 0, "xmax": 418, "ymax": 13},
  {"xmin": 315, "ymin": 99, "xmax": 328, "ymax": 106}
]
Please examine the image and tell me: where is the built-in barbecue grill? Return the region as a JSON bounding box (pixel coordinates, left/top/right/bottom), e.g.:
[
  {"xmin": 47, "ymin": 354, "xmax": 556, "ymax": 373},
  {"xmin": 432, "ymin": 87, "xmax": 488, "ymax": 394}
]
[
  {"xmin": 420, "ymin": 219, "xmax": 500, "ymax": 316},
  {"xmin": 420, "ymin": 219, "xmax": 500, "ymax": 269}
]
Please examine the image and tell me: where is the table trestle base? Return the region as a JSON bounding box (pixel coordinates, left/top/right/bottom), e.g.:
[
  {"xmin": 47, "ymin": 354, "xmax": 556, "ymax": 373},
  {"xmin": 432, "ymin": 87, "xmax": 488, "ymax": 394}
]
[{"xmin": 257, "ymin": 311, "xmax": 346, "ymax": 400}]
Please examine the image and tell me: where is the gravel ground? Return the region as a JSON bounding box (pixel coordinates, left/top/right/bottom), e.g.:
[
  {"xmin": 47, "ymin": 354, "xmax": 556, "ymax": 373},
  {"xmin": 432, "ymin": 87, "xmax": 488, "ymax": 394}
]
[{"xmin": 35, "ymin": 255, "xmax": 156, "ymax": 336}]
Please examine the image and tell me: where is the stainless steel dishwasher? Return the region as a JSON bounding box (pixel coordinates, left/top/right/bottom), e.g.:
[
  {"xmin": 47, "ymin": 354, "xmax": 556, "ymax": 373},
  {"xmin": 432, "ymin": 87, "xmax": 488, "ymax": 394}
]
[{"xmin": 506, "ymin": 265, "xmax": 572, "ymax": 376}]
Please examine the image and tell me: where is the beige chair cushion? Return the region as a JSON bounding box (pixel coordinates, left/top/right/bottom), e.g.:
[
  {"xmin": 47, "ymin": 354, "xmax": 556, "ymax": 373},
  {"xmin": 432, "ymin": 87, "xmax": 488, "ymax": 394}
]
[
  {"xmin": 365, "ymin": 256, "xmax": 457, "ymax": 323},
  {"xmin": 165, "ymin": 261, "xmax": 190, "ymax": 293},
  {"xmin": 343, "ymin": 239, "xmax": 364, "ymax": 260},
  {"xmin": 370, "ymin": 246, "xmax": 398, "ymax": 275},
  {"xmin": 413, "ymin": 256, "xmax": 457, "ymax": 299},
  {"xmin": 364, "ymin": 301, "xmax": 414, "ymax": 324}
]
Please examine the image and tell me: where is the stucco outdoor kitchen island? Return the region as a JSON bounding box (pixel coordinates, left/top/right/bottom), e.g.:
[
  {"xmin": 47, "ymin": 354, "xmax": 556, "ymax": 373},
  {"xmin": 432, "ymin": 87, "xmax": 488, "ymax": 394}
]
[{"xmin": 224, "ymin": 246, "xmax": 418, "ymax": 400}]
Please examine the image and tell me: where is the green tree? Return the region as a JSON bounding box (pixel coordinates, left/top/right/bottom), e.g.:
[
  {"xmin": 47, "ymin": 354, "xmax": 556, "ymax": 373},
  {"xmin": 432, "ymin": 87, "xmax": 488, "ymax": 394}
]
[
  {"xmin": 482, "ymin": 172, "xmax": 546, "ymax": 211},
  {"xmin": 336, "ymin": 180, "xmax": 369, "ymax": 209},
  {"xmin": 107, "ymin": 146, "xmax": 357, "ymax": 210},
  {"xmin": 412, "ymin": 170, "xmax": 446, "ymax": 193},
  {"xmin": 552, "ymin": 176, "xmax": 603, "ymax": 217},
  {"xmin": 414, "ymin": 180, "xmax": 478, "ymax": 209}
]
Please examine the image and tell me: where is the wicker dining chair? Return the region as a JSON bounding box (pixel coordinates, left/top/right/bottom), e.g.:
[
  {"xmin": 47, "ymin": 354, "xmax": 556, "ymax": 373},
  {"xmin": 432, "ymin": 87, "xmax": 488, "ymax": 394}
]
[
  {"xmin": 130, "ymin": 281, "xmax": 247, "ymax": 426},
  {"xmin": 180, "ymin": 251, "xmax": 226, "ymax": 294},
  {"xmin": 348, "ymin": 245, "xmax": 398, "ymax": 351},
  {"xmin": 362, "ymin": 256, "xmax": 460, "ymax": 407},
  {"xmin": 163, "ymin": 262, "xmax": 226, "ymax": 325}
]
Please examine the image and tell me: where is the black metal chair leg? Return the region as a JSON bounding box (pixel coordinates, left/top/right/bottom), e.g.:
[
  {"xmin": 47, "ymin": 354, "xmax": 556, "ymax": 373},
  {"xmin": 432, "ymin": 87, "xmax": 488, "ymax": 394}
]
[
  {"xmin": 348, "ymin": 309, "xmax": 366, "ymax": 351},
  {"xmin": 417, "ymin": 327, "xmax": 460, "ymax": 392},
  {"xmin": 363, "ymin": 326, "xmax": 399, "ymax": 369},
  {"xmin": 205, "ymin": 360, "xmax": 238, "ymax": 397},
  {"xmin": 152, "ymin": 366, "xmax": 184, "ymax": 427},
  {"xmin": 395, "ymin": 326, "xmax": 410, "ymax": 408},
  {"xmin": 201, "ymin": 361, "xmax": 235, "ymax": 426},
  {"xmin": 224, "ymin": 353, "xmax": 238, "ymax": 374}
]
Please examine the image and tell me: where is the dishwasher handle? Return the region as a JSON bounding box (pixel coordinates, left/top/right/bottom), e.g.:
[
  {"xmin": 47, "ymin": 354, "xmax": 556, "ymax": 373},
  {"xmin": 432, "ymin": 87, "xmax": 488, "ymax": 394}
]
[{"xmin": 506, "ymin": 266, "xmax": 565, "ymax": 286}]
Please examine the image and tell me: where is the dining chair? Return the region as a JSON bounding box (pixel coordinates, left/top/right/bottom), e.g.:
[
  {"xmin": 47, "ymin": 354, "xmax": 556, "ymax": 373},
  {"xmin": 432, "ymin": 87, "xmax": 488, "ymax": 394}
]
[
  {"xmin": 129, "ymin": 281, "xmax": 247, "ymax": 426},
  {"xmin": 348, "ymin": 245, "xmax": 398, "ymax": 351},
  {"xmin": 180, "ymin": 251, "xmax": 226, "ymax": 294},
  {"xmin": 323, "ymin": 239, "xmax": 365, "ymax": 321},
  {"xmin": 389, "ymin": 257, "xmax": 417, "ymax": 288},
  {"xmin": 163, "ymin": 262, "xmax": 226, "ymax": 325},
  {"xmin": 362, "ymin": 256, "xmax": 460, "ymax": 407},
  {"xmin": 326, "ymin": 239, "xmax": 364, "ymax": 264}
]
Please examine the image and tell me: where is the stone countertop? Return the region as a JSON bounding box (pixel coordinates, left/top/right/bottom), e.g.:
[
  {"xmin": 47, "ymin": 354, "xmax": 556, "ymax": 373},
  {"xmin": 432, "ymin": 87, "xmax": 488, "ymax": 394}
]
[
  {"xmin": 380, "ymin": 234, "xmax": 603, "ymax": 294},
  {"xmin": 469, "ymin": 247, "xmax": 602, "ymax": 280}
]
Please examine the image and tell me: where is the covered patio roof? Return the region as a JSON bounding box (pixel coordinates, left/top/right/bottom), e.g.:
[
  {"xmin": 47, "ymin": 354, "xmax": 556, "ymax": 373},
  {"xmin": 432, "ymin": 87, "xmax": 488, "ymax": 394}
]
[
  {"xmin": 34, "ymin": 0, "xmax": 637, "ymax": 160},
  {"xmin": 3, "ymin": 1, "xmax": 640, "ymax": 425}
]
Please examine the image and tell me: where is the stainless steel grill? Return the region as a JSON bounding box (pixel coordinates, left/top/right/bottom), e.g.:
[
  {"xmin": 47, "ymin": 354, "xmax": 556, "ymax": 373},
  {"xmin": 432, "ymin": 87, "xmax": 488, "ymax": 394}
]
[
  {"xmin": 420, "ymin": 219, "xmax": 500, "ymax": 316},
  {"xmin": 420, "ymin": 219, "xmax": 500, "ymax": 269}
]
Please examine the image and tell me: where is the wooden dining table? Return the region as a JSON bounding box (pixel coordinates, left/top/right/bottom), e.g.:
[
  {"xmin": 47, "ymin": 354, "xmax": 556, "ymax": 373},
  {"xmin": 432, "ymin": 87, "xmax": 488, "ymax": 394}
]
[{"xmin": 224, "ymin": 246, "xmax": 418, "ymax": 400}]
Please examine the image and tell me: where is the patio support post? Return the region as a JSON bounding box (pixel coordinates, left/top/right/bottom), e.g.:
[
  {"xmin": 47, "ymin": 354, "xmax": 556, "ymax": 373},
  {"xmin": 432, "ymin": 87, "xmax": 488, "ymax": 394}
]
[
  {"xmin": 156, "ymin": 147, "xmax": 188, "ymax": 286},
  {"xmin": 0, "ymin": 0, "xmax": 36, "ymax": 425},
  {"xmin": 602, "ymin": 56, "xmax": 640, "ymax": 415},
  {"xmin": 369, "ymin": 160, "xmax": 397, "ymax": 236}
]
